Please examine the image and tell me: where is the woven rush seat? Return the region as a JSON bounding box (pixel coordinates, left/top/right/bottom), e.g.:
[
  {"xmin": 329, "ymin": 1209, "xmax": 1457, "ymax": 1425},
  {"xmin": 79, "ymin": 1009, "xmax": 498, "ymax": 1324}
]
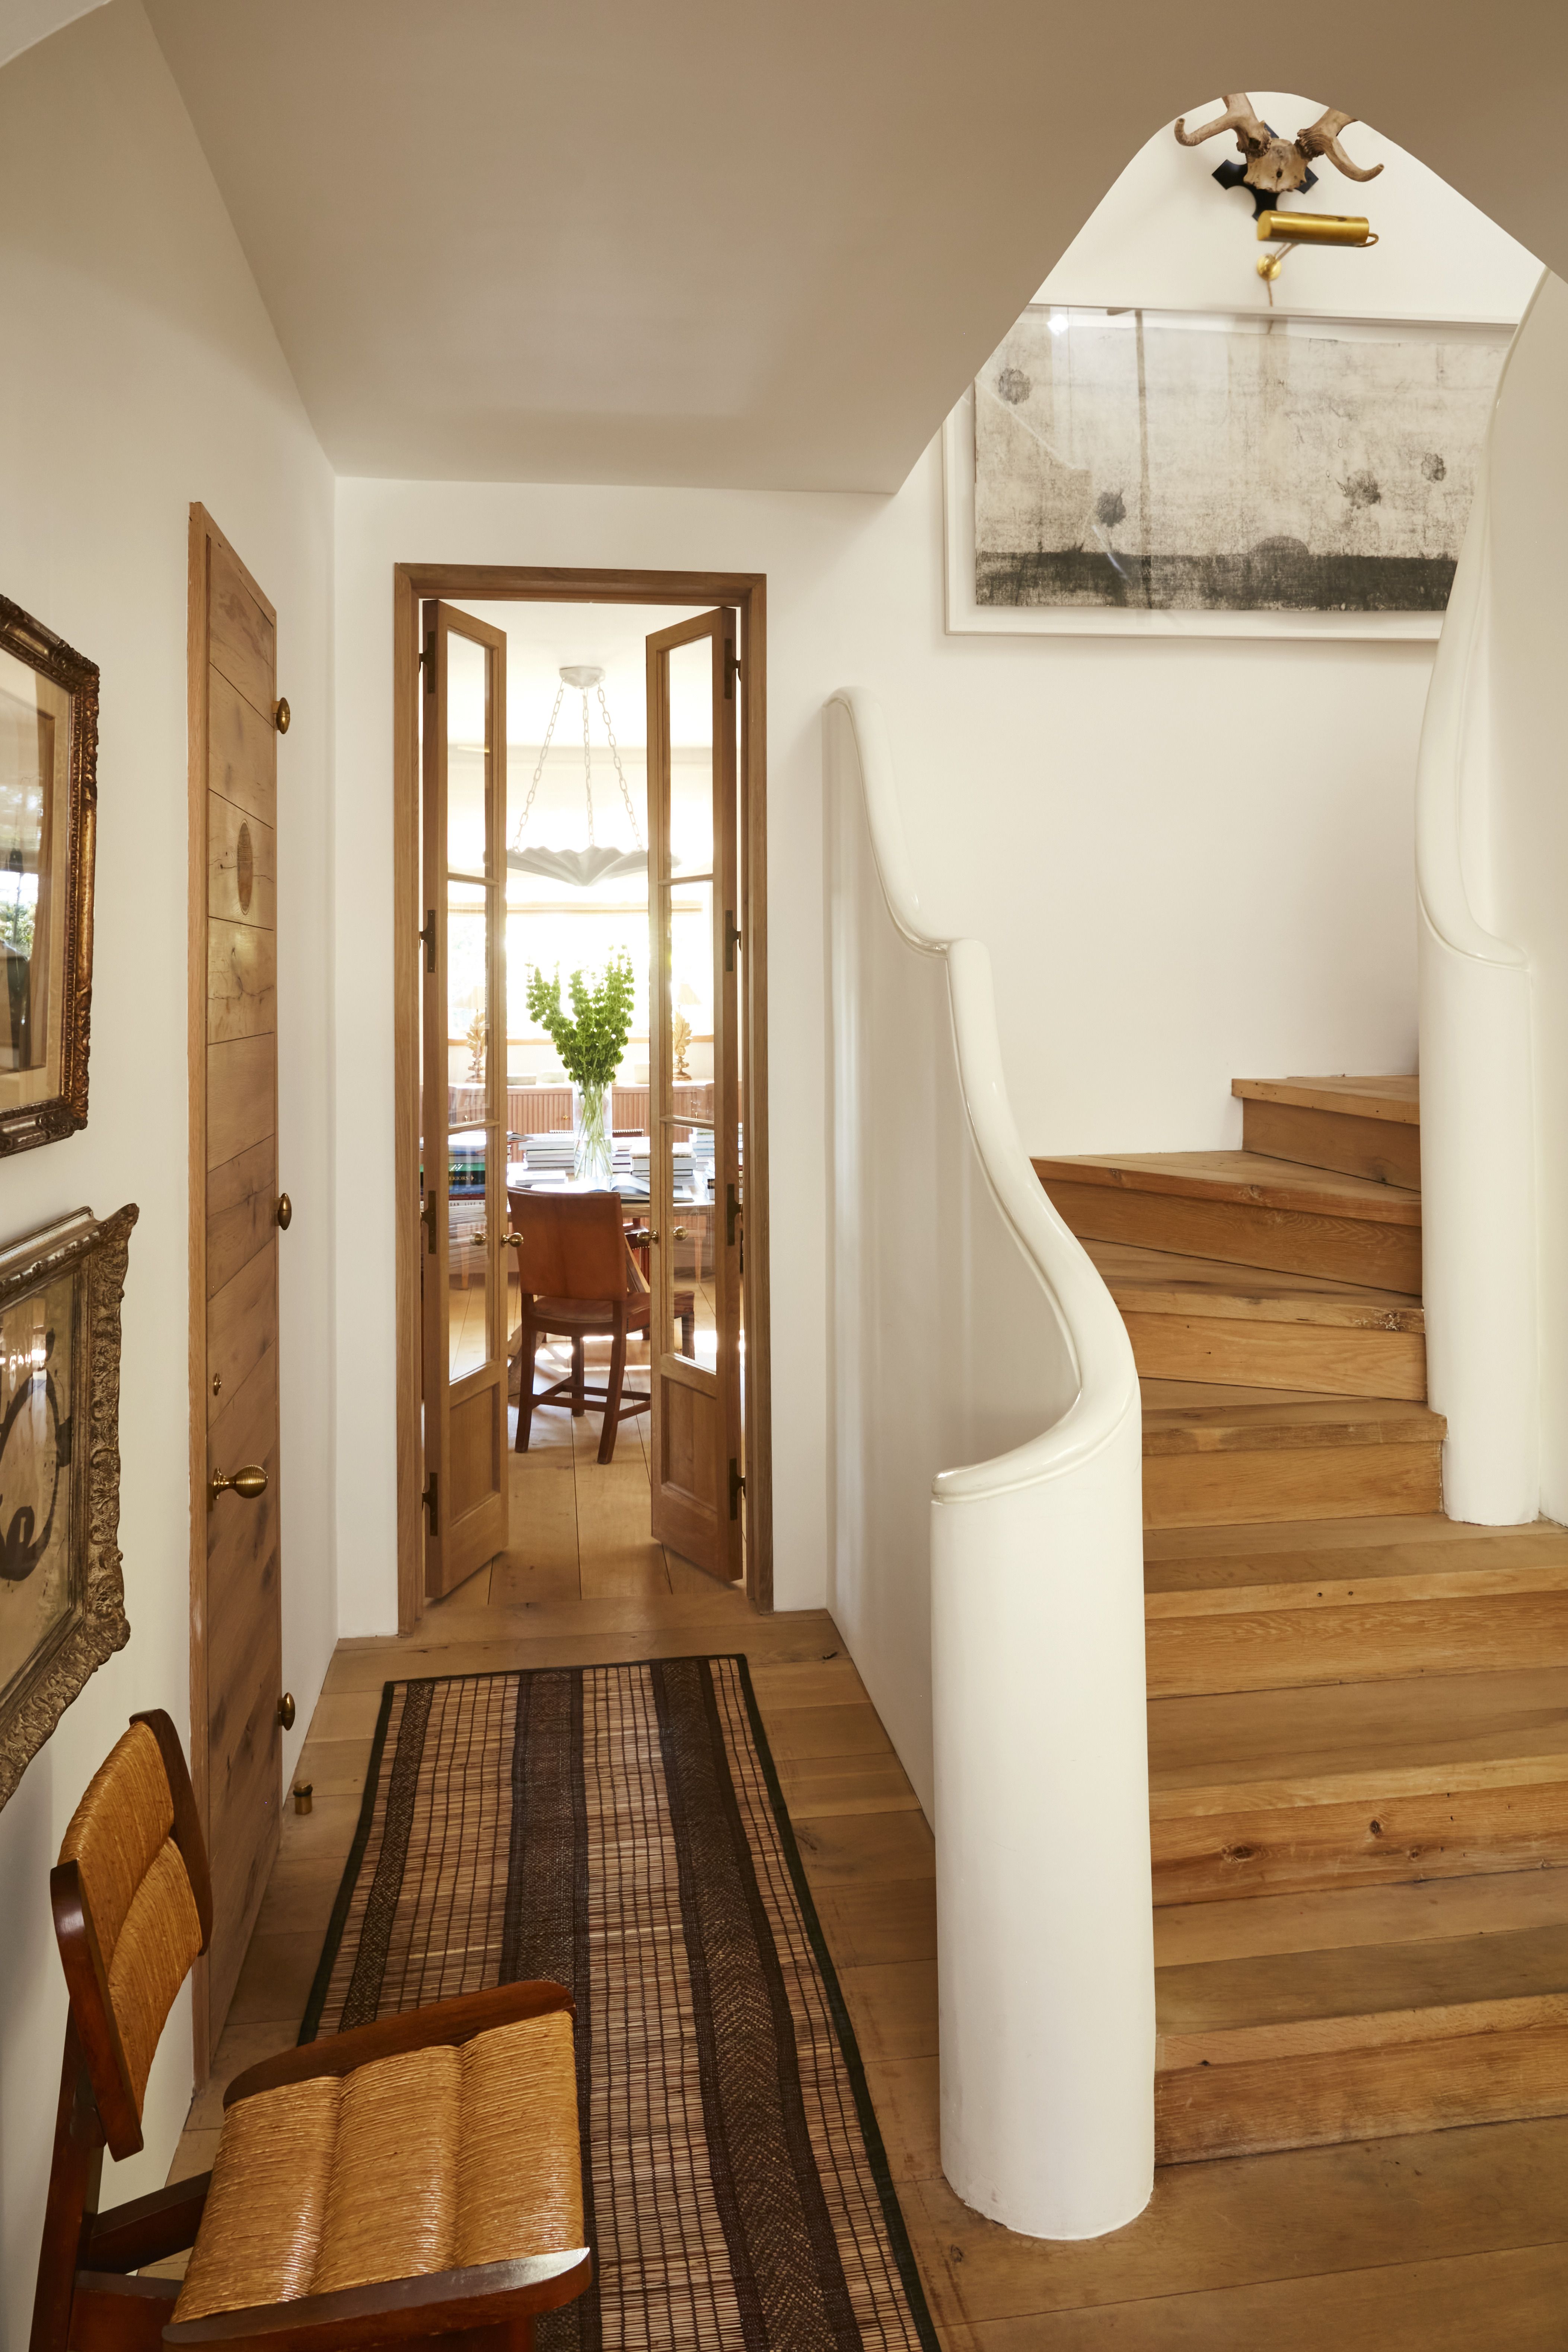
[
  {"xmin": 172, "ymin": 2012, "xmax": 581, "ymax": 2324},
  {"xmin": 31, "ymin": 1711, "xmax": 591, "ymax": 2352}
]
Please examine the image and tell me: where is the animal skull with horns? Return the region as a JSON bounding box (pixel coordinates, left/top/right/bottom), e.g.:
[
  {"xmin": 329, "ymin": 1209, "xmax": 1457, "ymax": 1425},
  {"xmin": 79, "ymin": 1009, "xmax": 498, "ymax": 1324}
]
[{"xmin": 1174, "ymin": 96, "xmax": 1383, "ymax": 199}]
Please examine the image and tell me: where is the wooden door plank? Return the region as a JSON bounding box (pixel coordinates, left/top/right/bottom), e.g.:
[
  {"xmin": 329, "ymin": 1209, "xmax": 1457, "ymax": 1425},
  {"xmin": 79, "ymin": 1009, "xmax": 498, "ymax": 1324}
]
[
  {"xmin": 208, "ymin": 1034, "xmax": 275, "ymax": 1169},
  {"xmin": 208, "ymin": 536, "xmax": 276, "ymax": 718},
  {"xmin": 208, "ymin": 668, "xmax": 276, "ymax": 824},
  {"xmin": 208, "ymin": 793, "xmax": 275, "ymax": 930},
  {"xmin": 207, "ymin": 1136, "xmax": 278, "ymax": 1297},
  {"xmin": 207, "ymin": 1243, "xmax": 277, "ymax": 1426},
  {"xmin": 207, "ymin": 918, "xmax": 276, "ymax": 1043}
]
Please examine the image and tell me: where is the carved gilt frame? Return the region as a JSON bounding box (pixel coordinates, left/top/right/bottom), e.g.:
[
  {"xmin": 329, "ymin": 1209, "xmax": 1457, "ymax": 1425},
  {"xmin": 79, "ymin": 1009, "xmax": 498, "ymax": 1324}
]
[
  {"xmin": 0, "ymin": 593, "xmax": 98, "ymax": 1155},
  {"xmin": 0, "ymin": 1203, "xmax": 137, "ymax": 1811}
]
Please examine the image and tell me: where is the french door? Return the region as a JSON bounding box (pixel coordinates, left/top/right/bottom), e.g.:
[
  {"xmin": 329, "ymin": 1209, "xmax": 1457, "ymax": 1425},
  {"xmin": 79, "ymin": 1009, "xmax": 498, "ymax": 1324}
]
[
  {"xmin": 421, "ymin": 602, "xmax": 509, "ymax": 1596},
  {"xmin": 646, "ymin": 610, "xmax": 743, "ymax": 1580}
]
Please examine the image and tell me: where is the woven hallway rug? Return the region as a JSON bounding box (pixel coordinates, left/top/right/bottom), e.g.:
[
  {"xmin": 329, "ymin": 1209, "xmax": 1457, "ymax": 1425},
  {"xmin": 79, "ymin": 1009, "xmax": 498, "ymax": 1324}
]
[{"xmin": 301, "ymin": 1658, "xmax": 939, "ymax": 2352}]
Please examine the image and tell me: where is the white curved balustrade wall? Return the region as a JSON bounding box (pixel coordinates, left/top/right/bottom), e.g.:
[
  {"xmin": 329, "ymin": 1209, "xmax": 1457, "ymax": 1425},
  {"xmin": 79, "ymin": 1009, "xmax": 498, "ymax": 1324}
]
[
  {"xmin": 825, "ymin": 691, "xmax": 1153, "ymax": 2241},
  {"xmin": 1416, "ymin": 270, "xmax": 1568, "ymax": 1523}
]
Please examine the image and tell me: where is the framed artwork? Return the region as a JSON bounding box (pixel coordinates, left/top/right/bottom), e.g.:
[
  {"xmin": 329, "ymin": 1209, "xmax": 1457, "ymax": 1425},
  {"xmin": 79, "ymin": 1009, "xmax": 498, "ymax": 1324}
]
[
  {"xmin": 0, "ymin": 593, "xmax": 98, "ymax": 1153},
  {"xmin": 944, "ymin": 306, "xmax": 1514, "ymax": 640},
  {"xmin": 0, "ymin": 1203, "xmax": 137, "ymax": 1811}
]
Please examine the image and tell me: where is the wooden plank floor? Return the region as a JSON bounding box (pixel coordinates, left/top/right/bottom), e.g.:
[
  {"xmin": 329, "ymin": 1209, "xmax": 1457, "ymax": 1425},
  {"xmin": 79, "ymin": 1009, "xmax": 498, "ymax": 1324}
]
[{"xmin": 162, "ymin": 1398, "xmax": 1568, "ymax": 2340}]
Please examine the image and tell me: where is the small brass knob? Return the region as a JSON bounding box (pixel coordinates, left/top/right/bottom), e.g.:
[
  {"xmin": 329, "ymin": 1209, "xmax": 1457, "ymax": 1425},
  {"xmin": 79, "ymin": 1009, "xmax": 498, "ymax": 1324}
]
[
  {"xmin": 278, "ymin": 1692, "xmax": 296, "ymax": 1731},
  {"xmin": 501, "ymin": 1230, "xmax": 525, "ymax": 1248},
  {"xmin": 274, "ymin": 697, "xmax": 291, "ymax": 734},
  {"xmin": 211, "ymin": 1373, "xmax": 222, "ymax": 1398},
  {"xmin": 210, "ymin": 1463, "xmax": 267, "ymax": 1508},
  {"xmin": 674, "ymin": 1226, "xmax": 688, "ymax": 1240},
  {"xmin": 277, "ymin": 1192, "xmax": 293, "ymax": 1231}
]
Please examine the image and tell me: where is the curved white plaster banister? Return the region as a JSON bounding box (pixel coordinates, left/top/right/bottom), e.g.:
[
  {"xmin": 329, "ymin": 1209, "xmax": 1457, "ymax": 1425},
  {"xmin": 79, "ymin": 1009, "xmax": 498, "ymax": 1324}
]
[
  {"xmin": 1414, "ymin": 274, "xmax": 1545, "ymax": 1526},
  {"xmin": 826, "ymin": 688, "xmax": 1154, "ymax": 2241}
]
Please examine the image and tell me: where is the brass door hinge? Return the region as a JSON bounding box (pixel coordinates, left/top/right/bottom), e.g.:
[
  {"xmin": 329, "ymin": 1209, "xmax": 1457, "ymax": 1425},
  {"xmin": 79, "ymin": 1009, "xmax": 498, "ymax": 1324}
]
[
  {"xmin": 729, "ymin": 1458, "xmax": 746, "ymax": 1520},
  {"xmin": 421, "ymin": 1191, "xmax": 438, "ymax": 1253},
  {"xmin": 727, "ymin": 1183, "xmax": 743, "ymax": 1250},
  {"xmin": 420, "ymin": 909, "xmax": 436, "ymax": 973},
  {"xmin": 724, "ymin": 637, "xmax": 735, "ymax": 699},
  {"xmin": 423, "ymin": 630, "xmax": 436, "ymax": 690},
  {"xmin": 422, "ymin": 1472, "xmax": 439, "ymax": 1534},
  {"xmin": 724, "ymin": 909, "xmax": 741, "ymax": 972}
]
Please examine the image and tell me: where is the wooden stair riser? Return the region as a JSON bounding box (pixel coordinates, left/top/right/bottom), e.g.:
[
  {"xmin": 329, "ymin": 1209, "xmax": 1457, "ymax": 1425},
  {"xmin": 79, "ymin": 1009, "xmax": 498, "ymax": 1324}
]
[
  {"xmin": 1144, "ymin": 1438, "xmax": 1442, "ymax": 1528},
  {"xmin": 1240, "ymin": 1096, "xmax": 1422, "ymax": 1191},
  {"xmin": 1146, "ymin": 1585, "xmax": 1568, "ymax": 1698},
  {"xmin": 1125, "ymin": 1309, "xmax": 1427, "ymax": 1399},
  {"xmin": 1045, "ymin": 1179, "xmax": 1422, "ymax": 1293},
  {"xmin": 1151, "ymin": 1773, "xmax": 1568, "ymax": 1907},
  {"xmin": 1156, "ymin": 2000, "xmax": 1568, "ymax": 2164}
]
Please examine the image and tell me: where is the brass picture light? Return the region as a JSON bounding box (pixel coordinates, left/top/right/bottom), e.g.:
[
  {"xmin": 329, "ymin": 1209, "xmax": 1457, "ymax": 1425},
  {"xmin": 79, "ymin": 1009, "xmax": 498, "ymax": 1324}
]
[{"xmin": 1256, "ymin": 209, "xmax": 1377, "ymax": 292}]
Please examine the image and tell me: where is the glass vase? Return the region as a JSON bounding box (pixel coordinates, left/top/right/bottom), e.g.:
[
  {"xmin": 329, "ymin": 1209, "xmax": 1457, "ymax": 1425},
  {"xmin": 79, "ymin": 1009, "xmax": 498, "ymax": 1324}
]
[{"xmin": 574, "ymin": 1081, "xmax": 614, "ymax": 1188}]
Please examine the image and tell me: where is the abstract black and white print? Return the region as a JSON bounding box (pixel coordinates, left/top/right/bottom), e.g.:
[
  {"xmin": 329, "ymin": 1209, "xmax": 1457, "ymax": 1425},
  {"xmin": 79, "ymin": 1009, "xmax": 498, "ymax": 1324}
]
[{"xmin": 974, "ymin": 308, "xmax": 1509, "ymax": 613}]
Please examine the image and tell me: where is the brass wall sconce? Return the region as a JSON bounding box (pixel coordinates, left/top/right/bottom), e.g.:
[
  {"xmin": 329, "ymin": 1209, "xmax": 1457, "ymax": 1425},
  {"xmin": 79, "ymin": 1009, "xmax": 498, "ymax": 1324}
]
[{"xmin": 1256, "ymin": 211, "xmax": 1377, "ymax": 302}]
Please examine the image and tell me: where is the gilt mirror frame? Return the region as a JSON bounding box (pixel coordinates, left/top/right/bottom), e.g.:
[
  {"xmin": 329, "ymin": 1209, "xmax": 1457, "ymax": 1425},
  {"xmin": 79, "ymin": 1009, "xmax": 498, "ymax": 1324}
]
[
  {"xmin": 0, "ymin": 1204, "xmax": 136, "ymax": 1812},
  {"xmin": 0, "ymin": 592, "xmax": 98, "ymax": 1155}
]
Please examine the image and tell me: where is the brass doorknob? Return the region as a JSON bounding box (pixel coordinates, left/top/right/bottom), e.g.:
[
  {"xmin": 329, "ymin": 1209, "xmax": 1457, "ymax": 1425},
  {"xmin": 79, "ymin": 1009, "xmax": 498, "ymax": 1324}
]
[
  {"xmin": 274, "ymin": 697, "xmax": 291, "ymax": 734},
  {"xmin": 210, "ymin": 1463, "xmax": 267, "ymax": 1508},
  {"xmin": 277, "ymin": 1192, "xmax": 293, "ymax": 1231},
  {"xmin": 501, "ymin": 1230, "xmax": 525, "ymax": 1247},
  {"xmin": 278, "ymin": 1692, "xmax": 296, "ymax": 1730},
  {"xmin": 674, "ymin": 1226, "xmax": 688, "ymax": 1240}
]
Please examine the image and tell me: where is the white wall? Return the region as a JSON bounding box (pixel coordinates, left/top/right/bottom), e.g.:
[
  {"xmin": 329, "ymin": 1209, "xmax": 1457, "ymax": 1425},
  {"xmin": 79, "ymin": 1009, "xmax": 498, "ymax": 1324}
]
[{"xmin": 0, "ymin": 7, "xmax": 335, "ymax": 2333}]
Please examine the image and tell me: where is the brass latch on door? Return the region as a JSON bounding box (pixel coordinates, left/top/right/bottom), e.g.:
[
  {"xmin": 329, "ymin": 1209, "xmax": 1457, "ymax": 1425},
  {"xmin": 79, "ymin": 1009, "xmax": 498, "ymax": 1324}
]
[
  {"xmin": 210, "ymin": 1463, "xmax": 267, "ymax": 1510},
  {"xmin": 277, "ymin": 1692, "xmax": 296, "ymax": 1731},
  {"xmin": 729, "ymin": 1458, "xmax": 746, "ymax": 1520},
  {"xmin": 423, "ymin": 1472, "xmax": 439, "ymax": 1534}
]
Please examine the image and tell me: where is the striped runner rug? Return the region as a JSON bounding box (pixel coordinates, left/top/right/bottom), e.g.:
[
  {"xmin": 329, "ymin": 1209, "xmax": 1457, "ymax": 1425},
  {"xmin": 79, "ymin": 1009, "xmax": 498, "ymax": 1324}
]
[{"xmin": 302, "ymin": 1657, "xmax": 939, "ymax": 2352}]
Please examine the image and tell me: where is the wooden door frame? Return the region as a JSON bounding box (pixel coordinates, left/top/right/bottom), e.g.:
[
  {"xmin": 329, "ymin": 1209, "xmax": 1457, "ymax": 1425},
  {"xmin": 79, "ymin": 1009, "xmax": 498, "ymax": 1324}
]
[
  {"xmin": 392, "ymin": 565, "xmax": 772, "ymax": 1630},
  {"xmin": 186, "ymin": 502, "xmax": 281, "ymax": 2074}
]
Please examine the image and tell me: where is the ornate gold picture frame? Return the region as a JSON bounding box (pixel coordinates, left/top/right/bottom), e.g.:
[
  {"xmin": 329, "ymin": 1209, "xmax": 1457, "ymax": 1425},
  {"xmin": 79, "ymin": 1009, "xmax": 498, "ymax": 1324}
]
[
  {"xmin": 0, "ymin": 1204, "xmax": 136, "ymax": 1811},
  {"xmin": 0, "ymin": 593, "xmax": 97, "ymax": 1155}
]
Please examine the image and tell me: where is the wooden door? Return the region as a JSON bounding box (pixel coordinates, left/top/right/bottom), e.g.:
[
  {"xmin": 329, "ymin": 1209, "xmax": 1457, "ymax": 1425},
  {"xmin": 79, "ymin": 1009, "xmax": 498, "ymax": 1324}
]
[
  {"xmin": 646, "ymin": 610, "xmax": 743, "ymax": 1579},
  {"xmin": 188, "ymin": 505, "xmax": 287, "ymax": 2066},
  {"xmin": 420, "ymin": 602, "xmax": 509, "ymax": 1597}
]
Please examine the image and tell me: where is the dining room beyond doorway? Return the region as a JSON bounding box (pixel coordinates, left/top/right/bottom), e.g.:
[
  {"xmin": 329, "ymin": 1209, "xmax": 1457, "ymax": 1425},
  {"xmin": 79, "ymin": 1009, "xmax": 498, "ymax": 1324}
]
[{"xmin": 398, "ymin": 571, "xmax": 770, "ymax": 1628}]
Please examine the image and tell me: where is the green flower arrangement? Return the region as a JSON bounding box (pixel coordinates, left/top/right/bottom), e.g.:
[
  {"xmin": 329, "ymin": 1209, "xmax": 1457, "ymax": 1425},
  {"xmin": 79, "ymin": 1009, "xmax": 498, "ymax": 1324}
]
[
  {"xmin": 525, "ymin": 950, "xmax": 636, "ymax": 1088},
  {"xmin": 526, "ymin": 951, "xmax": 636, "ymax": 1184}
]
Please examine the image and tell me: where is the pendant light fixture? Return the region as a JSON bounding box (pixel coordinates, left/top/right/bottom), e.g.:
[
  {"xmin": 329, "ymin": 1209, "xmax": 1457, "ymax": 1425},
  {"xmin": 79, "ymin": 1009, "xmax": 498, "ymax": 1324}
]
[{"xmin": 508, "ymin": 665, "xmax": 647, "ymax": 888}]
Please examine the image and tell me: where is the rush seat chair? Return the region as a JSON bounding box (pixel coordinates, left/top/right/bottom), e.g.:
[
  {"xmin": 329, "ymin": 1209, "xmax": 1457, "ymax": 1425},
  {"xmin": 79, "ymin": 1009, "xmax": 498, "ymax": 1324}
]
[
  {"xmin": 508, "ymin": 1188, "xmax": 695, "ymax": 1462},
  {"xmin": 31, "ymin": 1710, "xmax": 589, "ymax": 2352}
]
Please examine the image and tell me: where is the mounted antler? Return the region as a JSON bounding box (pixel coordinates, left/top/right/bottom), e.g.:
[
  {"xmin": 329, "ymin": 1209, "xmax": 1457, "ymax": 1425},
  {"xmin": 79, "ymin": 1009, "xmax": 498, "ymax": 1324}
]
[
  {"xmin": 1174, "ymin": 95, "xmax": 1271, "ymax": 157},
  {"xmin": 1296, "ymin": 107, "xmax": 1383, "ymax": 182},
  {"xmin": 1175, "ymin": 93, "xmax": 1383, "ymax": 205}
]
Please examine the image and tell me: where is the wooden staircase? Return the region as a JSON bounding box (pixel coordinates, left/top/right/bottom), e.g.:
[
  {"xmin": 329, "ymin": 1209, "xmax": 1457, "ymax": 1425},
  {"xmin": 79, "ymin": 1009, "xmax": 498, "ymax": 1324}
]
[{"xmin": 1035, "ymin": 1076, "xmax": 1568, "ymax": 2166}]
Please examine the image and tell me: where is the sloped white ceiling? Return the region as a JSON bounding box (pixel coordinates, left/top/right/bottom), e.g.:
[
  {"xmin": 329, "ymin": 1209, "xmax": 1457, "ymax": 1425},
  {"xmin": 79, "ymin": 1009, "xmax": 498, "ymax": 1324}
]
[{"xmin": 141, "ymin": 0, "xmax": 1567, "ymax": 493}]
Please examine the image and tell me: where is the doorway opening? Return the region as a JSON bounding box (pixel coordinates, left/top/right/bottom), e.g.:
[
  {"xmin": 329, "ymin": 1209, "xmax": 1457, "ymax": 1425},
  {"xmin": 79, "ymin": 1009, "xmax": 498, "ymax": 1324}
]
[{"xmin": 393, "ymin": 567, "xmax": 770, "ymax": 1630}]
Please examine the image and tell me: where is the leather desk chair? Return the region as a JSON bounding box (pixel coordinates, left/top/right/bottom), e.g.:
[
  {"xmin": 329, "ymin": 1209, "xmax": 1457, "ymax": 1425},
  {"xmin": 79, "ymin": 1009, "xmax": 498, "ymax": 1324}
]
[
  {"xmin": 31, "ymin": 1712, "xmax": 588, "ymax": 2352},
  {"xmin": 507, "ymin": 1189, "xmax": 695, "ymax": 1465}
]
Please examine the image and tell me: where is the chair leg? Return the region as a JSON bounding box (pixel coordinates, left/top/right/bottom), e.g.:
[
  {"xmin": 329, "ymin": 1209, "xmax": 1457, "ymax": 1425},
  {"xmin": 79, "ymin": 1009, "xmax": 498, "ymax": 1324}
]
[
  {"xmin": 599, "ymin": 1312, "xmax": 627, "ymax": 1465},
  {"xmin": 516, "ymin": 1312, "xmax": 539, "ymax": 1453},
  {"xmin": 571, "ymin": 1337, "xmax": 585, "ymax": 1415},
  {"xmin": 681, "ymin": 1306, "xmax": 695, "ymax": 1356}
]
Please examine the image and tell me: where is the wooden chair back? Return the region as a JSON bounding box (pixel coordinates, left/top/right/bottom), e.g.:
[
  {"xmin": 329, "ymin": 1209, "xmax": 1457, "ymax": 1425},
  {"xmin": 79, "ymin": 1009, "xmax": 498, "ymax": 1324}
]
[
  {"xmin": 51, "ymin": 1711, "xmax": 213, "ymax": 2160},
  {"xmin": 508, "ymin": 1189, "xmax": 633, "ymax": 1302}
]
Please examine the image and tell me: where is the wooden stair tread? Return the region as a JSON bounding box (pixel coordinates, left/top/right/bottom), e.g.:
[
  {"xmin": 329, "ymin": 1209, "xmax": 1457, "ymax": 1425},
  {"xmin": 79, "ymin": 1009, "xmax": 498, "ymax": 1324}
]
[
  {"xmin": 1156, "ymin": 1919, "xmax": 1568, "ymax": 2038},
  {"xmin": 1036, "ymin": 1150, "xmax": 1422, "ymax": 1223},
  {"xmin": 1155, "ymin": 1865, "xmax": 1568, "ymax": 1968},
  {"xmin": 1145, "ymin": 1526, "xmax": 1568, "ymax": 1599},
  {"xmin": 1145, "ymin": 1513, "xmax": 1568, "ymax": 1563},
  {"xmin": 1140, "ymin": 1387, "xmax": 1444, "ymax": 1456},
  {"xmin": 1233, "ymin": 1074, "xmax": 1420, "ymax": 1126},
  {"xmin": 1090, "ymin": 1239, "xmax": 1425, "ymax": 1331},
  {"xmin": 1148, "ymin": 1664, "xmax": 1568, "ymax": 1795}
]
